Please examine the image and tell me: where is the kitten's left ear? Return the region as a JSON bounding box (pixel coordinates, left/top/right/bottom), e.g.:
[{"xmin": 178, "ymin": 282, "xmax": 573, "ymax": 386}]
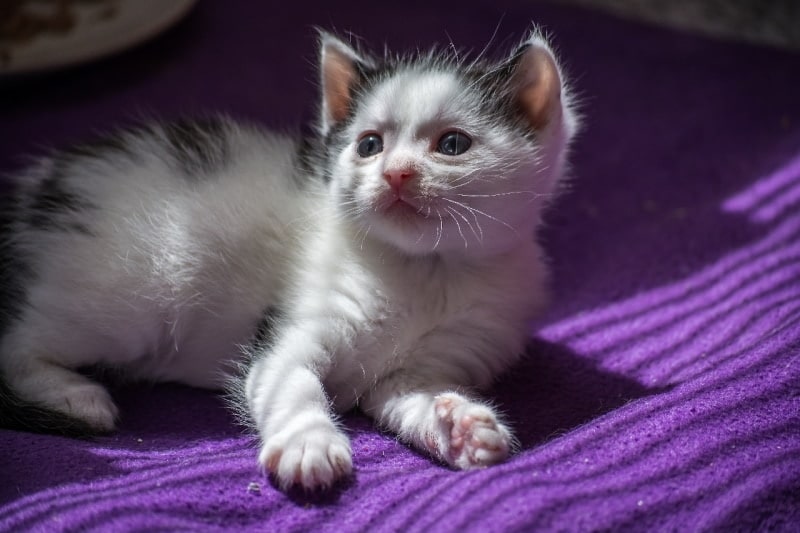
[
  {"xmin": 318, "ymin": 31, "xmax": 373, "ymax": 135},
  {"xmin": 506, "ymin": 33, "xmax": 565, "ymax": 131}
]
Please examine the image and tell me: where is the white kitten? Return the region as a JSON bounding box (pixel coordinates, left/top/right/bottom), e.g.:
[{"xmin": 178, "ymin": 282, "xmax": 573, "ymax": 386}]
[
  {"xmin": 0, "ymin": 29, "xmax": 576, "ymax": 491},
  {"xmin": 243, "ymin": 32, "xmax": 576, "ymax": 489}
]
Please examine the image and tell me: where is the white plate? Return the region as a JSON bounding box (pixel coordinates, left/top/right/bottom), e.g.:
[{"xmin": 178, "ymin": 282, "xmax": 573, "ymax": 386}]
[{"xmin": 0, "ymin": 0, "xmax": 197, "ymax": 75}]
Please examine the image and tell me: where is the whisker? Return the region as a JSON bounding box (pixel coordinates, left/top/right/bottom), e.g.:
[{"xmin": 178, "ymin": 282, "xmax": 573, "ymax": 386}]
[
  {"xmin": 445, "ymin": 30, "xmax": 460, "ymax": 64},
  {"xmin": 441, "ymin": 197, "xmax": 519, "ymax": 236},
  {"xmin": 359, "ymin": 225, "xmax": 372, "ymax": 250},
  {"xmin": 445, "ymin": 206, "xmax": 469, "ymax": 248},
  {"xmin": 414, "ymin": 229, "xmax": 426, "ymax": 246},
  {"xmin": 449, "ymin": 203, "xmax": 482, "ymax": 243},
  {"xmin": 455, "ymin": 191, "xmax": 553, "ymax": 200},
  {"xmin": 433, "ymin": 208, "xmax": 444, "ymax": 250}
]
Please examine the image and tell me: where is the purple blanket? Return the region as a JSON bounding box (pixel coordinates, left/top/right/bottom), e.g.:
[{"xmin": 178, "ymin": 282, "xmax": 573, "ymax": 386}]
[{"xmin": 2, "ymin": 1, "xmax": 798, "ymax": 531}]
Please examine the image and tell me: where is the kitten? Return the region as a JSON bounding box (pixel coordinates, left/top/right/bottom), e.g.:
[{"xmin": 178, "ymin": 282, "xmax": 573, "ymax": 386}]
[{"xmin": 0, "ymin": 29, "xmax": 576, "ymax": 491}]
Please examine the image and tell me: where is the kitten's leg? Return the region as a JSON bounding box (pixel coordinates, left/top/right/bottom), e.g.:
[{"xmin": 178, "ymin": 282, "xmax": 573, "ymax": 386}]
[
  {"xmin": 1, "ymin": 320, "xmax": 120, "ymax": 433},
  {"xmin": 361, "ymin": 373, "xmax": 514, "ymax": 469},
  {"xmin": 3, "ymin": 357, "xmax": 119, "ymax": 432},
  {"xmin": 245, "ymin": 327, "xmax": 352, "ymax": 491}
]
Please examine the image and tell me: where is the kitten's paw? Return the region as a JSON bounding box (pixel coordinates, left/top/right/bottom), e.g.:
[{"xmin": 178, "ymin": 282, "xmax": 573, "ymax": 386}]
[
  {"xmin": 432, "ymin": 393, "xmax": 512, "ymax": 470},
  {"xmin": 259, "ymin": 420, "xmax": 352, "ymax": 491},
  {"xmin": 40, "ymin": 381, "xmax": 119, "ymax": 432}
]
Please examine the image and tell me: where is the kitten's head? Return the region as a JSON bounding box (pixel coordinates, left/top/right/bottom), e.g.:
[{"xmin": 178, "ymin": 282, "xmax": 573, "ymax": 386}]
[{"xmin": 317, "ymin": 29, "xmax": 577, "ymax": 257}]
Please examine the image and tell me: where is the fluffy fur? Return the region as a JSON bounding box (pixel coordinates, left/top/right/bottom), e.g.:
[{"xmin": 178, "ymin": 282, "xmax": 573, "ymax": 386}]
[{"xmin": 0, "ymin": 29, "xmax": 576, "ymax": 490}]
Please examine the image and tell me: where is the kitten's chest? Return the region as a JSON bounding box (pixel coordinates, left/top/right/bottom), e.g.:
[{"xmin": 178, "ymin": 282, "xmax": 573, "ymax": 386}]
[
  {"xmin": 364, "ymin": 255, "xmax": 462, "ymax": 332},
  {"xmin": 322, "ymin": 259, "xmax": 472, "ymax": 403}
]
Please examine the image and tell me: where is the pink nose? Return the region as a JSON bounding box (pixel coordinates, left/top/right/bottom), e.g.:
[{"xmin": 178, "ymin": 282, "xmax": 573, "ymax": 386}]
[{"xmin": 384, "ymin": 168, "xmax": 416, "ymax": 192}]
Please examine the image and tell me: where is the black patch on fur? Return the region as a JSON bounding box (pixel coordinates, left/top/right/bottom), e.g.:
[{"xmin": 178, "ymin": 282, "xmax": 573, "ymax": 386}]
[
  {"xmin": 27, "ymin": 173, "xmax": 94, "ymax": 235},
  {"xmin": 470, "ymin": 49, "xmax": 542, "ymax": 142},
  {"xmin": 295, "ymin": 135, "xmax": 324, "ymax": 185},
  {"xmin": 320, "ymin": 120, "xmax": 356, "ymax": 184},
  {"xmin": 59, "ymin": 130, "xmax": 133, "ymax": 162},
  {"xmin": 0, "ymin": 192, "xmax": 30, "ymax": 340},
  {"xmin": 25, "ymin": 127, "xmax": 142, "ymax": 235},
  {"xmin": 251, "ymin": 306, "xmax": 284, "ymax": 350},
  {"xmin": 162, "ymin": 117, "xmax": 230, "ymax": 177}
]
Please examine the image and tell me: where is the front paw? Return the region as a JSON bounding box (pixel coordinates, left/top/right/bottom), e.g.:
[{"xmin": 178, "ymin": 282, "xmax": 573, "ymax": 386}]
[
  {"xmin": 432, "ymin": 393, "xmax": 513, "ymax": 470},
  {"xmin": 258, "ymin": 417, "xmax": 353, "ymax": 491}
]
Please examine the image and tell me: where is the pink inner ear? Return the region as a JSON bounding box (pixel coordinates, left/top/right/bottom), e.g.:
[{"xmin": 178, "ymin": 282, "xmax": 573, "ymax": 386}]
[
  {"xmin": 516, "ymin": 46, "xmax": 562, "ymax": 131},
  {"xmin": 323, "ymin": 48, "xmax": 358, "ymax": 125}
]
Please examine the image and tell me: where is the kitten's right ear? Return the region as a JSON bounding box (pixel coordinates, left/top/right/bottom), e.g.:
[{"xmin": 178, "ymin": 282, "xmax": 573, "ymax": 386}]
[{"xmin": 318, "ymin": 31, "xmax": 371, "ymax": 135}]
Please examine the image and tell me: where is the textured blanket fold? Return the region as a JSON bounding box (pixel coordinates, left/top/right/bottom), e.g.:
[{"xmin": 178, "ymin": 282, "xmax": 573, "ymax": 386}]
[{"xmin": 1, "ymin": 1, "xmax": 798, "ymax": 531}]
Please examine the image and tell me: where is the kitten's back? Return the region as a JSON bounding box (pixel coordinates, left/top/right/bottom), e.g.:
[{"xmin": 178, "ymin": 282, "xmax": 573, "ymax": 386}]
[{"xmin": 0, "ymin": 116, "xmax": 310, "ymax": 433}]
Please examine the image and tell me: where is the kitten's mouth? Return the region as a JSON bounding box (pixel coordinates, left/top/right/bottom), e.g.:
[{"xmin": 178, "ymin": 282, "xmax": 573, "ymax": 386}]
[
  {"xmin": 386, "ymin": 198, "xmax": 421, "ymax": 215},
  {"xmin": 375, "ymin": 194, "xmax": 429, "ymax": 223}
]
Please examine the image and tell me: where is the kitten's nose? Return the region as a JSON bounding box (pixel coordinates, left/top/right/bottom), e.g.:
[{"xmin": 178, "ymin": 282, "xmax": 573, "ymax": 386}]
[{"xmin": 383, "ymin": 168, "xmax": 416, "ymax": 192}]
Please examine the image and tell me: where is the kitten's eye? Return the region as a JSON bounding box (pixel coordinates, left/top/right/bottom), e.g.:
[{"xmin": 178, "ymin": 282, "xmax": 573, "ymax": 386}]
[
  {"xmin": 436, "ymin": 131, "xmax": 471, "ymax": 156},
  {"xmin": 357, "ymin": 134, "xmax": 383, "ymax": 158}
]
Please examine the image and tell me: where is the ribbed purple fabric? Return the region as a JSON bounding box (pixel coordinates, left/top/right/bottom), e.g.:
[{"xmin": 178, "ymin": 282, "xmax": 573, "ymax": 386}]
[{"xmin": 1, "ymin": 1, "xmax": 798, "ymax": 531}]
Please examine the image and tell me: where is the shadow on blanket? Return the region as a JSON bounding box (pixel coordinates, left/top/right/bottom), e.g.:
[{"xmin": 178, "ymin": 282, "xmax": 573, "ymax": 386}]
[{"xmin": 497, "ymin": 339, "xmax": 662, "ymax": 448}]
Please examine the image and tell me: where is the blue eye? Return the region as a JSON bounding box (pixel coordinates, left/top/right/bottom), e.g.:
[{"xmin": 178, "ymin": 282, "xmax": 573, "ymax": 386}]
[
  {"xmin": 437, "ymin": 131, "xmax": 471, "ymax": 156},
  {"xmin": 357, "ymin": 134, "xmax": 383, "ymax": 157}
]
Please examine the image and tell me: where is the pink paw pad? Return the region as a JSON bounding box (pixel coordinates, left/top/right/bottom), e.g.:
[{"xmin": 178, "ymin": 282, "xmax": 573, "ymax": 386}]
[{"xmin": 433, "ymin": 393, "xmax": 512, "ymax": 470}]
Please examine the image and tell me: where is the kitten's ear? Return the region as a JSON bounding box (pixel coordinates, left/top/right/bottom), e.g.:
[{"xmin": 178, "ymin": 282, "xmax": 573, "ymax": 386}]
[
  {"xmin": 318, "ymin": 31, "xmax": 371, "ymax": 134},
  {"xmin": 505, "ymin": 33, "xmax": 564, "ymax": 131}
]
